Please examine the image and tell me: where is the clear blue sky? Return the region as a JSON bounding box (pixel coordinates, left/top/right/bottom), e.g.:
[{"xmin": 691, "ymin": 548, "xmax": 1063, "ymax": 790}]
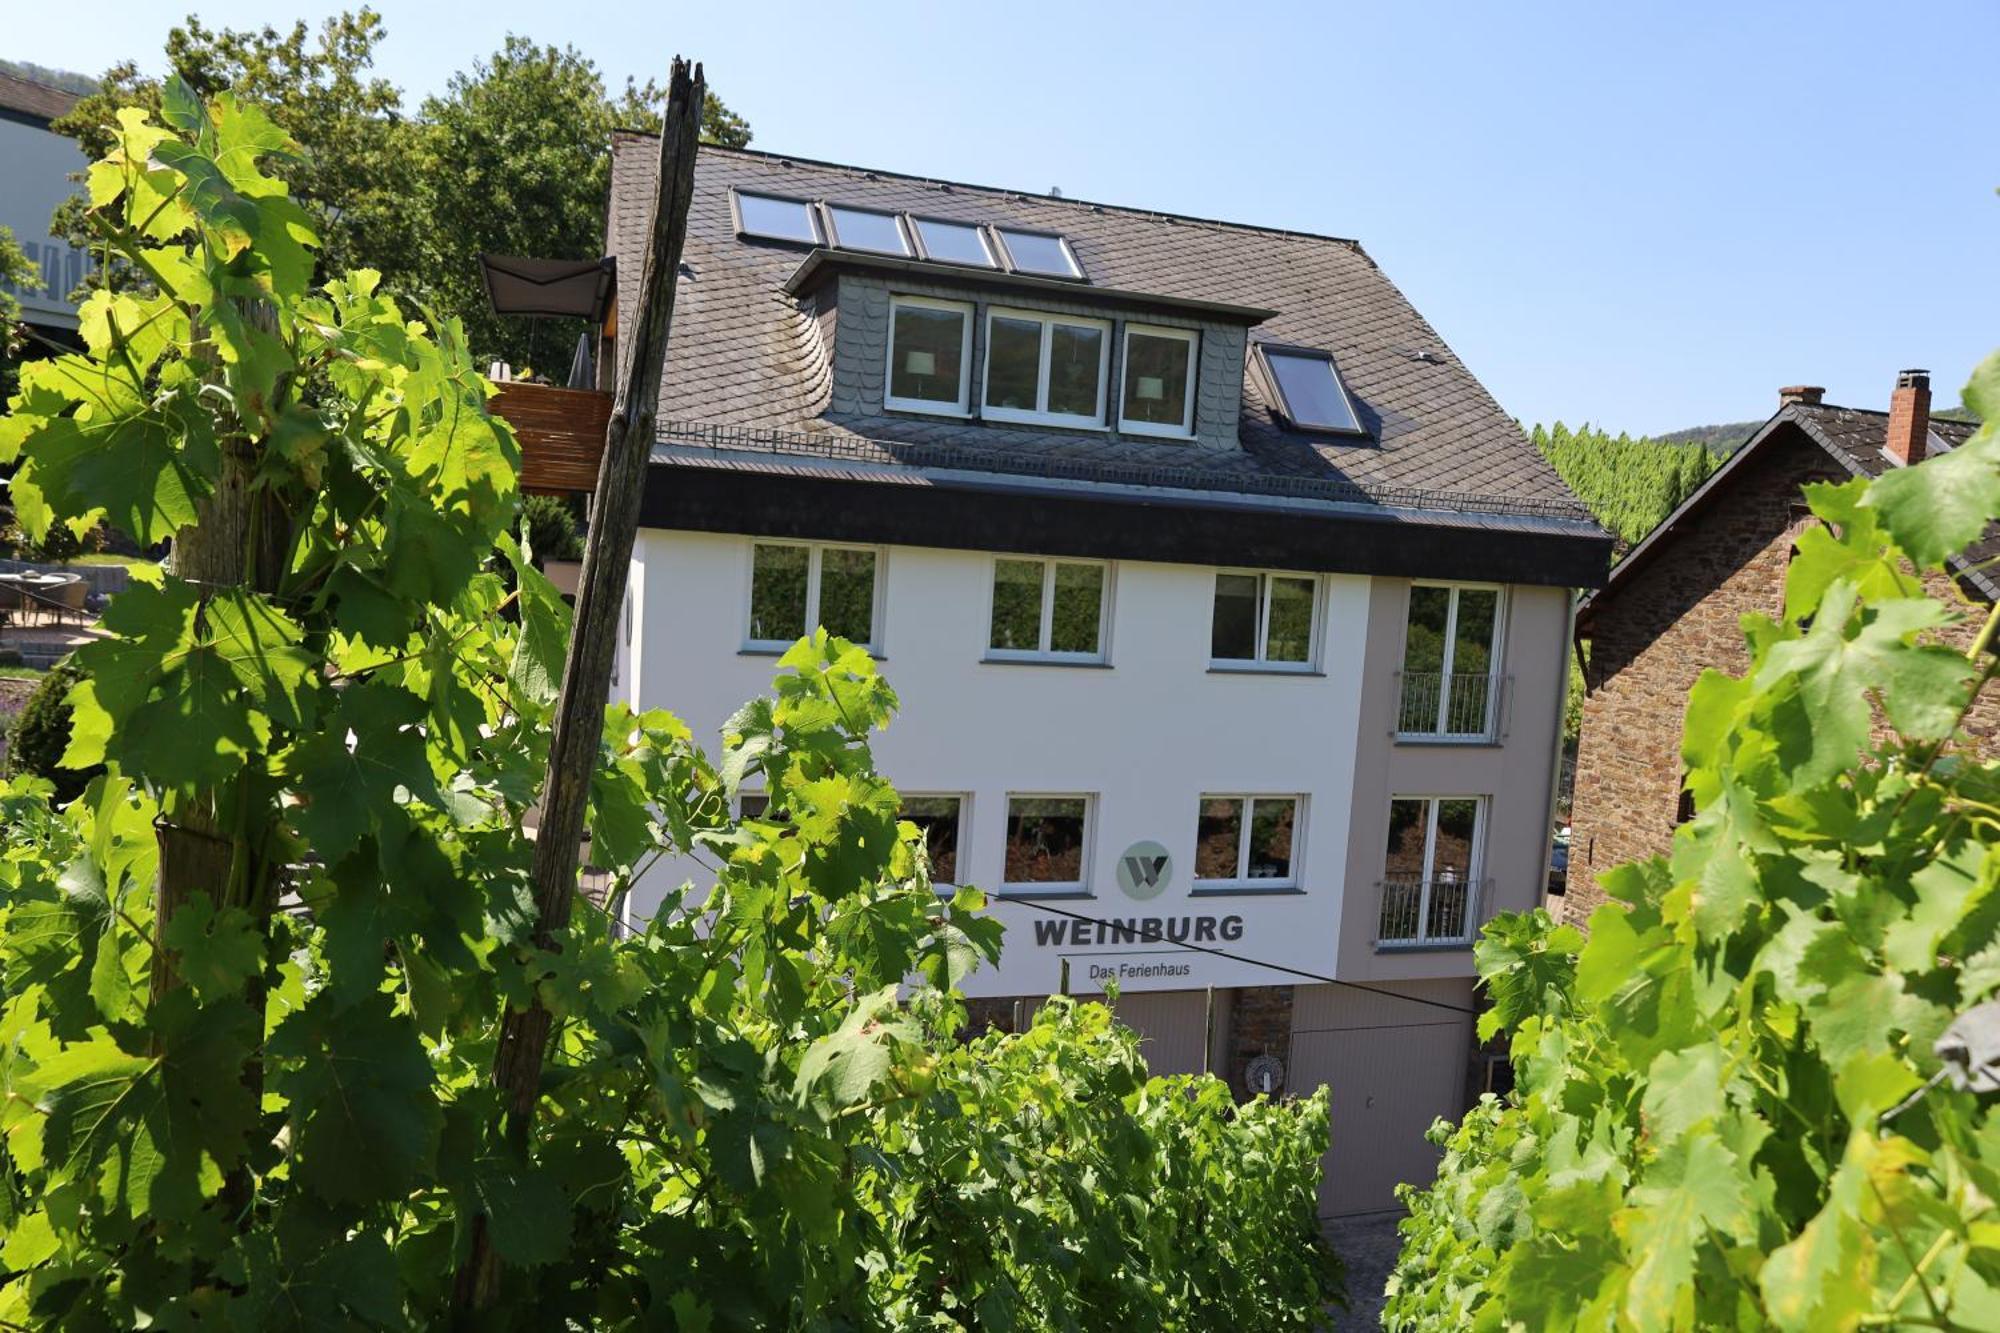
[{"xmin": 16, "ymin": 1, "xmax": 1998, "ymax": 434}]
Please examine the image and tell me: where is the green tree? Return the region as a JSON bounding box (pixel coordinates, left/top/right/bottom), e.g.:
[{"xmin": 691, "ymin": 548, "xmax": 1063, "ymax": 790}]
[
  {"xmin": 1530, "ymin": 420, "xmax": 1722, "ymax": 551},
  {"xmin": 0, "ymin": 223, "xmax": 37, "ymax": 399},
  {"xmin": 1388, "ymin": 358, "xmax": 2000, "ymax": 1329},
  {"xmin": 0, "ymin": 82, "xmax": 1336, "ymax": 1328}
]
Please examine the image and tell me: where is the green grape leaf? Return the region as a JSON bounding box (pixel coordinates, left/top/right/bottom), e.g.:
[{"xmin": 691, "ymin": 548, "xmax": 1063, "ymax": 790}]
[
  {"xmin": 268, "ymin": 994, "xmax": 441, "ymax": 1207},
  {"xmin": 1862, "ymin": 421, "xmax": 2000, "ymax": 568},
  {"xmin": 795, "ymin": 985, "xmax": 912, "ymax": 1111},
  {"xmin": 159, "ymin": 893, "xmax": 263, "ymax": 1003},
  {"xmin": 471, "ymin": 1157, "xmax": 573, "ymax": 1268}
]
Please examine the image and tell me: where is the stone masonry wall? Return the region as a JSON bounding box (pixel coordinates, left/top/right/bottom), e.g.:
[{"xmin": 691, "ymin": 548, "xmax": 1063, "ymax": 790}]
[
  {"xmin": 1568, "ymin": 426, "xmax": 1998, "ymax": 926},
  {"xmin": 1226, "ymin": 985, "xmax": 1294, "ymax": 1100}
]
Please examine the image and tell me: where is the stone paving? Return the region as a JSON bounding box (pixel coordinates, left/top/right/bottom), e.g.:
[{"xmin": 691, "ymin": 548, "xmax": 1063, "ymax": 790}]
[{"xmin": 1324, "ymin": 1211, "xmax": 1406, "ymax": 1331}]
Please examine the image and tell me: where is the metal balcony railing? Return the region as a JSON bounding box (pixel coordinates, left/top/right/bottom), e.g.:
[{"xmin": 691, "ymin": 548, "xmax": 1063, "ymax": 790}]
[
  {"xmin": 1396, "ymin": 670, "xmax": 1503, "ymax": 740},
  {"xmin": 1376, "ymin": 874, "xmax": 1488, "ymax": 947}
]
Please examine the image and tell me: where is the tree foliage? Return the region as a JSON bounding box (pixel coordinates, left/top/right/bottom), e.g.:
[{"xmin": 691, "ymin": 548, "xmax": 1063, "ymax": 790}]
[
  {"xmin": 1388, "ymin": 358, "xmax": 2000, "ymax": 1330},
  {"xmin": 0, "ymin": 224, "xmax": 36, "ymax": 400},
  {"xmin": 0, "ymin": 83, "xmax": 1338, "ymax": 1328},
  {"xmin": 3, "ymin": 659, "xmax": 98, "ymax": 804},
  {"xmin": 48, "ymin": 9, "xmax": 752, "ymax": 371},
  {"xmin": 1531, "ymin": 421, "xmax": 1723, "ymax": 550}
]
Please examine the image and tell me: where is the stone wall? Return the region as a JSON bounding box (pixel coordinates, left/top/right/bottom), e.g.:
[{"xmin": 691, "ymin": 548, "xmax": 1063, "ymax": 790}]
[{"xmin": 1225, "ymin": 984, "xmax": 1294, "ymax": 1099}]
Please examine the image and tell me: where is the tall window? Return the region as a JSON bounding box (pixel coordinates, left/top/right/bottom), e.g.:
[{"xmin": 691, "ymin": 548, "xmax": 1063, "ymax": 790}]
[
  {"xmin": 983, "ymin": 308, "xmax": 1111, "ymax": 429},
  {"xmin": 1379, "ymin": 797, "xmax": 1484, "ymax": 945},
  {"xmin": 1194, "ymin": 795, "xmax": 1300, "ymax": 890},
  {"xmin": 885, "ymin": 295, "xmax": 973, "ymax": 416},
  {"xmin": 1003, "ymin": 795, "xmax": 1091, "ymax": 893},
  {"xmin": 1120, "ymin": 324, "xmax": 1198, "ymax": 439},
  {"xmin": 988, "ymin": 557, "xmax": 1108, "ymax": 660},
  {"xmin": 747, "ymin": 542, "xmax": 879, "ymax": 649},
  {"xmin": 1211, "ymin": 571, "xmax": 1317, "ymax": 668},
  {"xmin": 1398, "ymin": 583, "xmax": 1503, "ymax": 737},
  {"xmin": 903, "ymin": 795, "xmax": 964, "ymax": 886}
]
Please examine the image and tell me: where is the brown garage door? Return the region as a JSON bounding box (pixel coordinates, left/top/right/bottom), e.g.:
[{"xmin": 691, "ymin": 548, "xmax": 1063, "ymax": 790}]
[{"xmin": 1290, "ymin": 1019, "xmax": 1467, "ymax": 1216}]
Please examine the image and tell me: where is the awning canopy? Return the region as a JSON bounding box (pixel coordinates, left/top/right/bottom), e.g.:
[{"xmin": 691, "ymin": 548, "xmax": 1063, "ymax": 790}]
[{"xmin": 478, "ymin": 254, "xmax": 616, "ymax": 323}]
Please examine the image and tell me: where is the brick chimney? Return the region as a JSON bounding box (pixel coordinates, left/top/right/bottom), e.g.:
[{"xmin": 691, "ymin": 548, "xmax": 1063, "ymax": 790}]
[
  {"xmin": 1778, "ymin": 385, "xmax": 1825, "ymax": 407},
  {"xmin": 1886, "ymin": 369, "xmax": 1931, "ymax": 466}
]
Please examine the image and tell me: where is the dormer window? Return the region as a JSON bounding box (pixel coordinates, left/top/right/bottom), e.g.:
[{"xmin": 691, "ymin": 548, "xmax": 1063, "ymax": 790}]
[
  {"xmin": 1256, "ymin": 344, "xmax": 1363, "ymax": 435},
  {"xmin": 983, "ymin": 307, "xmax": 1110, "ymax": 429},
  {"xmin": 824, "ymin": 204, "xmax": 910, "ymax": 256},
  {"xmin": 1120, "ymin": 325, "xmax": 1198, "ymax": 439},
  {"xmin": 885, "ymin": 295, "xmax": 973, "ymax": 416},
  {"xmin": 910, "ymin": 217, "xmax": 997, "ymax": 268},
  {"xmin": 732, "ymin": 191, "xmax": 821, "ymax": 245},
  {"xmin": 994, "ymin": 228, "xmax": 1083, "ymax": 280}
]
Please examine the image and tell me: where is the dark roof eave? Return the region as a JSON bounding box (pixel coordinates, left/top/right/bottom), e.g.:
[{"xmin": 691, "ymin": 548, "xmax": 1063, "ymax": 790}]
[{"xmin": 780, "ymin": 248, "xmax": 1279, "ymax": 325}]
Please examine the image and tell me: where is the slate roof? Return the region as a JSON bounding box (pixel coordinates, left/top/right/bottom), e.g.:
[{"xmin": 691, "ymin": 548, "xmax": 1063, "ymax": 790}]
[
  {"xmin": 0, "ymin": 72, "xmax": 79, "ymax": 125},
  {"xmin": 605, "ymin": 135, "xmax": 1601, "ymax": 531},
  {"xmin": 1584, "ymin": 401, "xmax": 1997, "ymax": 612}
]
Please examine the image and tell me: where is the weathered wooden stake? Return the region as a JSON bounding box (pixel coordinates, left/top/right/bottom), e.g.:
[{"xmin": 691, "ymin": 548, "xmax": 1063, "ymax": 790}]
[{"xmin": 452, "ymin": 56, "xmax": 706, "ymax": 1318}]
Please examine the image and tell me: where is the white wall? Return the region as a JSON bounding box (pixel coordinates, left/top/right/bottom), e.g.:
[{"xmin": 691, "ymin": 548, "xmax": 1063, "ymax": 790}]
[
  {"xmin": 0, "ymin": 118, "xmax": 88, "ymax": 329},
  {"xmin": 624, "ymin": 528, "xmax": 1372, "ymax": 996}
]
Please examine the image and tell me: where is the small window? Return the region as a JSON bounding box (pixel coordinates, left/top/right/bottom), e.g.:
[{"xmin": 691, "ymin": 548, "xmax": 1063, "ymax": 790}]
[
  {"xmin": 987, "ymin": 557, "xmax": 1108, "ymax": 660},
  {"xmin": 1258, "ymin": 345, "xmax": 1363, "ymax": 434},
  {"xmin": 733, "ymin": 191, "xmax": 821, "ymax": 245},
  {"xmin": 824, "ymin": 204, "xmax": 910, "ymax": 256},
  {"xmin": 910, "ymin": 217, "xmax": 996, "ymax": 268},
  {"xmin": 1194, "ymin": 795, "xmax": 1300, "ymax": 889},
  {"xmin": 747, "ymin": 542, "xmax": 879, "ymax": 649},
  {"xmin": 1121, "ymin": 324, "xmax": 1198, "ymax": 438},
  {"xmin": 903, "ymin": 795, "xmax": 965, "ymax": 886},
  {"xmin": 1003, "ymin": 795, "xmax": 1092, "ymax": 892},
  {"xmin": 995, "ymin": 228, "xmax": 1083, "ymax": 279},
  {"xmin": 885, "ymin": 295, "xmax": 973, "ymax": 416},
  {"xmin": 982, "ymin": 307, "xmax": 1110, "ymax": 428},
  {"xmin": 1379, "ymin": 796, "xmax": 1484, "ymax": 945},
  {"xmin": 1210, "ymin": 571, "xmax": 1317, "ymax": 668}
]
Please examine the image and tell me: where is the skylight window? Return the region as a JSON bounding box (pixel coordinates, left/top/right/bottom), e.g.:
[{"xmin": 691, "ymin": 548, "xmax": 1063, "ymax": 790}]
[
  {"xmin": 1258, "ymin": 346, "xmax": 1364, "ymax": 434},
  {"xmin": 995, "ymin": 228, "xmax": 1083, "ymax": 279},
  {"xmin": 824, "ymin": 204, "xmax": 910, "ymax": 256},
  {"xmin": 733, "ymin": 191, "xmax": 821, "ymax": 245},
  {"xmin": 909, "ymin": 217, "xmax": 996, "ymax": 268}
]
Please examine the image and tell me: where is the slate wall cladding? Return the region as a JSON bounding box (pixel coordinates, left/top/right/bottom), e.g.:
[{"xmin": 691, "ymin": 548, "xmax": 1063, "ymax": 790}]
[
  {"xmin": 1566, "ymin": 426, "xmax": 1999, "ymax": 927},
  {"xmin": 824, "ymin": 271, "xmax": 1246, "ymax": 453}
]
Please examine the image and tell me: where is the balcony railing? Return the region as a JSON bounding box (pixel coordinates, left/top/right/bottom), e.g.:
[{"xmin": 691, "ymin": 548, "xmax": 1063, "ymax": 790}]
[
  {"xmin": 1396, "ymin": 670, "xmax": 1503, "ymax": 740},
  {"xmin": 1376, "ymin": 874, "xmax": 1488, "ymax": 948}
]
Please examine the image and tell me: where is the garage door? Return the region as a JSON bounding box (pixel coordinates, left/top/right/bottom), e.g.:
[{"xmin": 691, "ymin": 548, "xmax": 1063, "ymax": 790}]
[{"xmin": 1290, "ymin": 1019, "xmax": 1467, "ymax": 1216}]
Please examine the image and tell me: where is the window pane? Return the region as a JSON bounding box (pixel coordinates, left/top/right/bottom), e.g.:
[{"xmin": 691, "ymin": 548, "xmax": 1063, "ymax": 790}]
[
  {"xmin": 1265, "ymin": 576, "xmax": 1315, "ymax": 663},
  {"xmin": 889, "ymin": 304, "xmax": 966, "ymax": 406},
  {"xmin": 904, "ymin": 796, "xmax": 961, "ymax": 883},
  {"xmin": 1452, "ymin": 589, "xmax": 1499, "ymax": 677},
  {"xmin": 749, "ymin": 544, "xmax": 808, "ymax": 642},
  {"xmin": 1045, "ymin": 322, "xmax": 1103, "ymax": 418},
  {"xmin": 739, "ymin": 793, "xmax": 770, "ymax": 820},
  {"xmin": 827, "ymin": 205, "xmax": 907, "ymax": 255},
  {"xmin": 985, "ymin": 316, "xmax": 1042, "ymax": 411},
  {"xmin": 1384, "ymin": 798, "xmax": 1429, "ymax": 879},
  {"xmin": 1194, "ymin": 797, "xmax": 1243, "ymax": 879},
  {"xmin": 1123, "ymin": 330, "xmax": 1193, "ymax": 428},
  {"xmin": 1433, "ymin": 799, "xmax": 1478, "ymax": 880},
  {"xmin": 1048, "ymin": 562, "xmax": 1103, "ymax": 654},
  {"xmin": 736, "ymin": 193, "xmax": 818, "ymax": 244},
  {"xmin": 913, "ymin": 218, "xmax": 993, "ymax": 267},
  {"xmin": 1266, "ymin": 350, "xmax": 1360, "ymax": 432},
  {"xmin": 1403, "ymin": 586, "xmax": 1450, "ymax": 673},
  {"xmin": 990, "ymin": 558, "xmax": 1044, "ymax": 651},
  {"xmin": 1247, "ymin": 799, "xmax": 1296, "ymax": 880},
  {"xmin": 1005, "ymin": 797, "xmax": 1087, "ymax": 884},
  {"xmin": 998, "ymin": 229, "xmax": 1079, "ymax": 277},
  {"xmin": 816, "ymin": 548, "xmax": 876, "ymax": 644},
  {"xmin": 1211, "ymin": 573, "xmax": 1260, "ymax": 660}
]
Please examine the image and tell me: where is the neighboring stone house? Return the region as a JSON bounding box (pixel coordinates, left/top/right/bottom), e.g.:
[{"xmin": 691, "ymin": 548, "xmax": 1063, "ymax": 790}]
[{"xmin": 1567, "ymin": 372, "xmax": 1997, "ymax": 924}]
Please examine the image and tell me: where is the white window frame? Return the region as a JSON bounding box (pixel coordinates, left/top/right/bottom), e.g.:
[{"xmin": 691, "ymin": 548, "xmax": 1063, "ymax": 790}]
[
  {"xmin": 981, "ymin": 306, "xmax": 1112, "ymax": 430},
  {"xmin": 883, "ymin": 294, "xmax": 975, "ymax": 418},
  {"xmin": 1192, "ymin": 793, "xmax": 1304, "ymax": 891},
  {"xmin": 1118, "ymin": 323, "xmax": 1199, "ymax": 440},
  {"xmin": 1380, "ymin": 794, "xmax": 1487, "ymax": 946},
  {"xmin": 743, "ymin": 539, "xmax": 885, "ymax": 653},
  {"xmin": 902, "ymin": 792, "xmax": 969, "ymax": 893},
  {"xmin": 1398, "ymin": 581, "xmax": 1507, "ymax": 739},
  {"xmin": 982, "ymin": 555, "xmax": 1112, "ymax": 663},
  {"xmin": 1209, "ymin": 569, "xmax": 1321, "ymax": 672},
  {"xmin": 999, "ymin": 792, "xmax": 1095, "ymax": 896}
]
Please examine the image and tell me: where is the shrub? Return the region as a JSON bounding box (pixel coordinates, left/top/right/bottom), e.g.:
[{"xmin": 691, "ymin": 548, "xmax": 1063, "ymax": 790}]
[{"xmin": 3, "ymin": 659, "xmax": 96, "ymax": 803}]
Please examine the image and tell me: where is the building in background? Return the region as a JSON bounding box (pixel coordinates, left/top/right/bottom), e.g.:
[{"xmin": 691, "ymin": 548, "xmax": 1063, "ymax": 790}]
[
  {"xmin": 1568, "ymin": 373, "xmax": 1998, "ymax": 925},
  {"xmin": 499, "ymin": 140, "xmax": 1610, "ymax": 1216},
  {"xmin": 0, "ymin": 70, "xmax": 87, "ymax": 338}
]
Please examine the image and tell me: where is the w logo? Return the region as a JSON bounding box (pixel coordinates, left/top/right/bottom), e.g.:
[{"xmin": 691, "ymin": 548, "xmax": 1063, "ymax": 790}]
[{"xmin": 1115, "ymin": 842, "xmax": 1172, "ymax": 901}]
